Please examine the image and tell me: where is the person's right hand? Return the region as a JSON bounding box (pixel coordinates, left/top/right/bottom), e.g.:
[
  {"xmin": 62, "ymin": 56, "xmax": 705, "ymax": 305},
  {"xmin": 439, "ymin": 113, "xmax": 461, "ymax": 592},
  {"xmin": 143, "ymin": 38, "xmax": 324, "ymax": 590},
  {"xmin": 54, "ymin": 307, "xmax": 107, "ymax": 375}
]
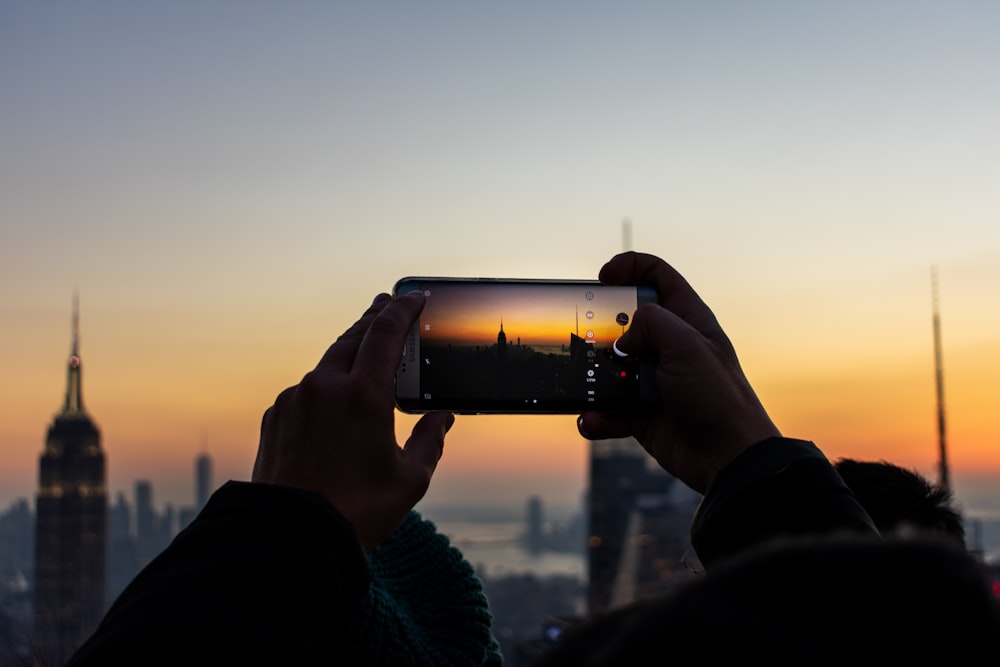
[{"xmin": 578, "ymin": 251, "xmax": 780, "ymax": 494}]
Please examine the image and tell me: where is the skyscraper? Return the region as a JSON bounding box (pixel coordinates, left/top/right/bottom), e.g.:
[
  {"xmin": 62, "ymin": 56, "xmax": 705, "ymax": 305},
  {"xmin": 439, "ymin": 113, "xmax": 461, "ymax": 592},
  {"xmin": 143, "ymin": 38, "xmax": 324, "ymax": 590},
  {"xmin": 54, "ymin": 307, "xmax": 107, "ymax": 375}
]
[
  {"xmin": 586, "ymin": 437, "xmax": 699, "ymax": 613},
  {"xmin": 195, "ymin": 452, "xmax": 213, "ymax": 510},
  {"xmin": 931, "ymin": 267, "xmax": 951, "ymax": 493},
  {"xmin": 585, "ymin": 221, "xmax": 700, "ymax": 614},
  {"xmin": 33, "ymin": 295, "xmax": 107, "ymax": 665},
  {"xmin": 134, "ymin": 480, "xmax": 156, "ymax": 568}
]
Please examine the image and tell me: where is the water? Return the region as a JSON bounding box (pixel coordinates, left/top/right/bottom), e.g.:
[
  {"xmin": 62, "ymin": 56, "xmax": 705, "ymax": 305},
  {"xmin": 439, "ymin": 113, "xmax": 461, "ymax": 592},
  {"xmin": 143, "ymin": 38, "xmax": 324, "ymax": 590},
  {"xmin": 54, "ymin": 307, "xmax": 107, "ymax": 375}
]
[
  {"xmin": 432, "ymin": 518, "xmax": 585, "ymax": 579},
  {"xmin": 417, "ymin": 503, "xmax": 586, "ymax": 580}
]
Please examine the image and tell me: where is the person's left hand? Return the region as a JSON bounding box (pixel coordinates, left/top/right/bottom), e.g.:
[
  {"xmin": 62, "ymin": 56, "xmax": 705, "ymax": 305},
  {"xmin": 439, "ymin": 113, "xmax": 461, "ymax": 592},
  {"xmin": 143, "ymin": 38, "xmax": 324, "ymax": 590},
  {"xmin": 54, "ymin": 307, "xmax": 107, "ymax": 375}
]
[{"xmin": 252, "ymin": 291, "xmax": 455, "ymax": 551}]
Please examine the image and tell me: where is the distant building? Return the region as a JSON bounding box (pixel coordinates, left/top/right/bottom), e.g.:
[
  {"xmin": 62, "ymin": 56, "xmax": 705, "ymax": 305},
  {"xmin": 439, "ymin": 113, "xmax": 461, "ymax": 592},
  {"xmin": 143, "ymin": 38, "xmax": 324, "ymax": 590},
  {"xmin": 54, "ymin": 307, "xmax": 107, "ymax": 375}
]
[
  {"xmin": 497, "ymin": 318, "xmax": 507, "ymax": 357},
  {"xmin": 195, "ymin": 452, "xmax": 213, "ymax": 510},
  {"xmin": 134, "ymin": 481, "xmax": 157, "ymax": 569},
  {"xmin": 107, "ymin": 492, "xmax": 137, "ymax": 603},
  {"xmin": 0, "ymin": 499, "xmax": 34, "ymax": 662},
  {"xmin": 0, "ymin": 499, "xmax": 33, "ymax": 583},
  {"xmin": 525, "ymin": 496, "xmax": 544, "ymax": 554},
  {"xmin": 518, "ymin": 496, "xmax": 585, "ymax": 556},
  {"xmin": 586, "ymin": 436, "xmax": 699, "ymax": 614},
  {"xmin": 159, "ymin": 504, "xmax": 176, "ymax": 546},
  {"xmin": 33, "ymin": 297, "xmax": 107, "ymax": 665},
  {"xmin": 109, "ymin": 479, "xmax": 189, "ymax": 606}
]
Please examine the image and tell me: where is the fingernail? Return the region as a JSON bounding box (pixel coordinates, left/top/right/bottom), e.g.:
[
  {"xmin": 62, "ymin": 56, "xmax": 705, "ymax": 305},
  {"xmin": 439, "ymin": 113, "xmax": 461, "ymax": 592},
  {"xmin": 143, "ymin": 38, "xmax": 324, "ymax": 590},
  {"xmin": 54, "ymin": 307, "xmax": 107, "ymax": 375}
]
[
  {"xmin": 612, "ymin": 337, "xmax": 629, "ymax": 357},
  {"xmin": 397, "ymin": 289, "xmax": 425, "ymax": 302},
  {"xmin": 577, "ymin": 415, "xmax": 590, "ymax": 438}
]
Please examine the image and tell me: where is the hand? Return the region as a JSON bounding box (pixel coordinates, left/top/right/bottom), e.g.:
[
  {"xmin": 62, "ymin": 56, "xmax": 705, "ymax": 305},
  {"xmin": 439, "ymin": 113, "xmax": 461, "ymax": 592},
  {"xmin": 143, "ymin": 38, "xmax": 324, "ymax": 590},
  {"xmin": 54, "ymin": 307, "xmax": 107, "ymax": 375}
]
[
  {"xmin": 579, "ymin": 252, "xmax": 780, "ymax": 494},
  {"xmin": 252, "ymin": 292, "xmax": 455, "ymax": 551}
]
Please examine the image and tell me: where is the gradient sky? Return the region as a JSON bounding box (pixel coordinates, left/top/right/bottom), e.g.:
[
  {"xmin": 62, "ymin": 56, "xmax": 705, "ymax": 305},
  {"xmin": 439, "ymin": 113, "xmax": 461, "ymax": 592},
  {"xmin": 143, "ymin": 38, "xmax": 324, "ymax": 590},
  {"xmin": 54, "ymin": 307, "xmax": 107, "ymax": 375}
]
[
  {"xmin": 2, "ymin": 2, "xmax": 998, "ymax": 516},
  {"xmin": 415, "ymin": 282, "xmax": 638, "ymax": 346}
]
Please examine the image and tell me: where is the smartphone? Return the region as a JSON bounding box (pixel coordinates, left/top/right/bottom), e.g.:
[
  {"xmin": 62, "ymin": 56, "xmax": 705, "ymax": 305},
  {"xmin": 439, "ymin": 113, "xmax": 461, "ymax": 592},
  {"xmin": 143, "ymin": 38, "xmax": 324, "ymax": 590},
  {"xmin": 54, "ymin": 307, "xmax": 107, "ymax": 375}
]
[{"xmin": 393, "ymin": 277, "xmax": 661, "ymax": 414}]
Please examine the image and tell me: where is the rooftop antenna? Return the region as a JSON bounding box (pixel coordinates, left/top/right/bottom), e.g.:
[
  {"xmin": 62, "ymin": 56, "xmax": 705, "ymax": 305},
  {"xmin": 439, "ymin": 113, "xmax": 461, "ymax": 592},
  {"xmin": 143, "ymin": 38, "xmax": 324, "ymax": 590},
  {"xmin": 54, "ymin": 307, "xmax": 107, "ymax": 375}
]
[
  {"xmin": 71, "ymin": 289, "xmax": 80, "ymax": 357},
  {"xmin": 62, "ymin": 290, "xmax": 85, "ymax": 415},
  {"xmin": 622, "ymin": 218, "xmax": 632, "ymax": 252},
  {"xmin": 931, "ymin": 266, "xmax": 951, "ymax": 493}
]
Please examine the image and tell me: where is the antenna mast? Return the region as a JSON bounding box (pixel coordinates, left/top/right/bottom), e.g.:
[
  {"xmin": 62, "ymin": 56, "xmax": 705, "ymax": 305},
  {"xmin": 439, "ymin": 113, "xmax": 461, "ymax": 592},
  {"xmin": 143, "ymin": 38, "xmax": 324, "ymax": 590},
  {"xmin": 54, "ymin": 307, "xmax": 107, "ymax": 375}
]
[
  {"xmin": 931, "ymin": 267, "xmax": 950, "ymax": 492},
  {"xmin": 72, "ymin": 290, "xmax": 80, "ymax": 356}
]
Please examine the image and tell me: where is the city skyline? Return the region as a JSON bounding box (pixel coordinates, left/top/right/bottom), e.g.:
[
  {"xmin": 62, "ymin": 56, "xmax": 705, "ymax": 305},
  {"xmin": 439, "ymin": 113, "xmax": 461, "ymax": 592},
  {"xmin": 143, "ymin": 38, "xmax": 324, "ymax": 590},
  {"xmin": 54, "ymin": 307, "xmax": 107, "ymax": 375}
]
[
  {"xmin": 2, "ymin": 3, "xmax": 999, "ymax": 513},
  {"xmin": 2, "ymin": 250, "xmax": 998, "ymax": 517}
]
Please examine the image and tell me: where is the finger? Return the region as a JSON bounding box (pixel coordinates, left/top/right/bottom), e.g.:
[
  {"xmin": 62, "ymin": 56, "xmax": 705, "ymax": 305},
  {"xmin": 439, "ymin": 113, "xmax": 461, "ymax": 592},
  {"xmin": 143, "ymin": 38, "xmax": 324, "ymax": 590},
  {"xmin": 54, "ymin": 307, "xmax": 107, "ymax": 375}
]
[
  {"xmin": 401, "ymin": 411, "xmax": 454, "ymax": 492},
  {"xmin": 578, "ymin": 412, "xmax": 634, "ymax": 440},
  {"xmin": 608, "ymin": 301, "xmax": 681, "ymax": 361},
  {"xmin": 252, "ymin": 406, "xmax": 277, "ymax": 480},
  {"xmin": 617, "ymin": 301, "xmax": 720, "ymax": 372},
  {"xmin": 599, "ymin": 251, "xmax": 725, "ymax": 341},
  {"xmin": 351, "ymin": 290, "xmax": 425, "ymax": 383},
  {"xmin": 316, "ymin": 293, "xmax": 392, "ymax": 373}
]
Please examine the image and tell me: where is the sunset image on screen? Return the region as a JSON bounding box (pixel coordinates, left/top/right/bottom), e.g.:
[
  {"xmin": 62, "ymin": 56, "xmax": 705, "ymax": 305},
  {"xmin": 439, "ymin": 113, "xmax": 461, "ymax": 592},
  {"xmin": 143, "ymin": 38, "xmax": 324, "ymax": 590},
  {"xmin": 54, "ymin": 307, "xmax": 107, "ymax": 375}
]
[
  {"xmin": 398, "ymin": 281, "xmax": 650, "ymax": 411},
  {"xmin": 419, "ymin": 282, "xmax": 636, "ymax": 351}
]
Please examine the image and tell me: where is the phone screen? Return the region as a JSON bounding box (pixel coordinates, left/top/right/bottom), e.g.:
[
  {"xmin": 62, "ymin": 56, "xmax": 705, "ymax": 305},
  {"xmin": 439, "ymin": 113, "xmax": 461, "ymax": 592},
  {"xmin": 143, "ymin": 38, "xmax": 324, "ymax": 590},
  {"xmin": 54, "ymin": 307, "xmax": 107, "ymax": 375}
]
[{"xmin": 393, "ymin": 278, "xmax": 660, "ymax": 414}]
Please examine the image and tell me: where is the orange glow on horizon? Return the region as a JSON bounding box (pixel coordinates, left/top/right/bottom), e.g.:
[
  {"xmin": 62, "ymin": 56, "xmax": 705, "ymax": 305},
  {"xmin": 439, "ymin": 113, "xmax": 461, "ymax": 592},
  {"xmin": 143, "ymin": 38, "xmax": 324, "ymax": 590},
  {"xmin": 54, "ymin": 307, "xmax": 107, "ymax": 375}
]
[
  {"xmin": 2, "ymin": 290, "xmax": 998, "ymax": 513},
  {"xmin": 755, "ymin": 341, "xmax": 1000, "ymax": 480}
]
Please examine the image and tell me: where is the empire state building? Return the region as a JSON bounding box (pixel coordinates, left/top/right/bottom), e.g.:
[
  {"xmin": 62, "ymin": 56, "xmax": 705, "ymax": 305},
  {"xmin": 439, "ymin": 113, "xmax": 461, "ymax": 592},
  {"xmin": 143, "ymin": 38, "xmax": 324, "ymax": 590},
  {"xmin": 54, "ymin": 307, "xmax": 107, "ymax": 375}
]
[{"xmin": 33, "ymin": 296, "xmax": 107, "ymax": 665}]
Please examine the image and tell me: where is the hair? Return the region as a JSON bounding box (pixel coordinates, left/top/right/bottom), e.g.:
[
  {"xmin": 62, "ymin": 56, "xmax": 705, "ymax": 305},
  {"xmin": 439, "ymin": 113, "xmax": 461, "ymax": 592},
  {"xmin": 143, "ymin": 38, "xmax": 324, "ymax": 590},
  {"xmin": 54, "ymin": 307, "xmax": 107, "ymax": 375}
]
[{"xmin": 833, "ymin": 458, "xmax": 966, "ymax": 547}]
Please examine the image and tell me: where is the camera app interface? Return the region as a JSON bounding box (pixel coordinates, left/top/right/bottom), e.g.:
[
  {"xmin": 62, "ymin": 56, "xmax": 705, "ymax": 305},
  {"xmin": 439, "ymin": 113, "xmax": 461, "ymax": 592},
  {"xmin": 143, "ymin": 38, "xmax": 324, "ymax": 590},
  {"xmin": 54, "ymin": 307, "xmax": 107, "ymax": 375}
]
[{"xmin": 412, "ymin": 282, "xmax": 642, "ymax": 410}]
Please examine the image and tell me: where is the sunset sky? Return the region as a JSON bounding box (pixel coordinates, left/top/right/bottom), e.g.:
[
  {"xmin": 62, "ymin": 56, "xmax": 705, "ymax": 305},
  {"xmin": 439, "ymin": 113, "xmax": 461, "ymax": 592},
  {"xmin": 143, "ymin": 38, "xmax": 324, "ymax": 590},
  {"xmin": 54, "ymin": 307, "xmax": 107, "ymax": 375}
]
[
  {"xmin": 2, "ymin": 2, "xmax": 998, "ymax": 516},
  {"xmin": 411, "ymin": 281, "xmax": 640, "ymax": 346}
]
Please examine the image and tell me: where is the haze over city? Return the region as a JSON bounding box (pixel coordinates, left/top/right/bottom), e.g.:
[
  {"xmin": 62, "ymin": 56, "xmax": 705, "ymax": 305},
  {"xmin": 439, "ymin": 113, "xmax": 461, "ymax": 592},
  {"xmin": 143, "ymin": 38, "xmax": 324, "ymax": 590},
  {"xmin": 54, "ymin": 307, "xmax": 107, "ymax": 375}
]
[{"xmin": 2, "ymin": 2, "xmax": 998, "ymax": 514}]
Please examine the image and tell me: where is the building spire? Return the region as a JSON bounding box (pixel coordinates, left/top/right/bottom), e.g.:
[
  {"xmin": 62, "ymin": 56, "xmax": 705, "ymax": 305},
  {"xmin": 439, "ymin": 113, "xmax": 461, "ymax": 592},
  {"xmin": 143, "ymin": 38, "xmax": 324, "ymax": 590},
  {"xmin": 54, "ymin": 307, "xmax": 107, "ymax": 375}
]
[
  {"xmin": 62, "ymin": 291, "xmax": 85, "ymax": 415},
  {"xmin": 931, "ymin": 267, "xmax": 950, "ymax": 493},
  {"xmin": 622, "ymin": 217, "xmax": 632, "ymax": 252}
]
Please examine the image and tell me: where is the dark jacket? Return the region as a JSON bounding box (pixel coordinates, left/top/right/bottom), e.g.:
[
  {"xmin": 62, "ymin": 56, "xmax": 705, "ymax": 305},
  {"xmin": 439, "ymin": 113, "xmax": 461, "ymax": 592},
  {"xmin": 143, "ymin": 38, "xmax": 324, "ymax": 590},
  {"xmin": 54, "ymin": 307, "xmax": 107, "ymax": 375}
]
[{"xmin": 67, "ymin": 481, "xmax": 371, "ymax": 665}]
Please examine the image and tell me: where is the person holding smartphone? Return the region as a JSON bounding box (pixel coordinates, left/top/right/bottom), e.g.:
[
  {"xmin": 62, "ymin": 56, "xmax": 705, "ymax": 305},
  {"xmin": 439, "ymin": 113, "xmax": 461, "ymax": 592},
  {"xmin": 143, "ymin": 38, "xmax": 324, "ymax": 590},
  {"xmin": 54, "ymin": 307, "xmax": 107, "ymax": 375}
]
[{"xmin": 66, "ymin": 252, "xmax": 999, "ymax": 665}]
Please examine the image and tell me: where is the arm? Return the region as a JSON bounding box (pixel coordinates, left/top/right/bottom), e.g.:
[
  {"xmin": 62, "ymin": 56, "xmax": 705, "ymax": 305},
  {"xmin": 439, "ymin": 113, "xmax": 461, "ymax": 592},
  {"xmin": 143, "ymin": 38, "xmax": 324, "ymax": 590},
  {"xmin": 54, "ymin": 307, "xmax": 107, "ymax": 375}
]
[{"xmin": 690, "ymin": 437, "xmax": 878, "ymax": 569}]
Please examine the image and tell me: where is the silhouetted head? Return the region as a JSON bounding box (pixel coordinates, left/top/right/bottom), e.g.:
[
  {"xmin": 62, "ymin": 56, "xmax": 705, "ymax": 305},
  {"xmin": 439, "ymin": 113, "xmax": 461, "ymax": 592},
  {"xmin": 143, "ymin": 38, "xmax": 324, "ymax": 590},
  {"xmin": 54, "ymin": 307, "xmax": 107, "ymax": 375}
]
[
  {"xmin": 834, "ymin": 458, "xmax": 965, "ymax": 547},
  {"xmin": 537, "ymin": 534, "xmax": 1000, "ymax": 664}
]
